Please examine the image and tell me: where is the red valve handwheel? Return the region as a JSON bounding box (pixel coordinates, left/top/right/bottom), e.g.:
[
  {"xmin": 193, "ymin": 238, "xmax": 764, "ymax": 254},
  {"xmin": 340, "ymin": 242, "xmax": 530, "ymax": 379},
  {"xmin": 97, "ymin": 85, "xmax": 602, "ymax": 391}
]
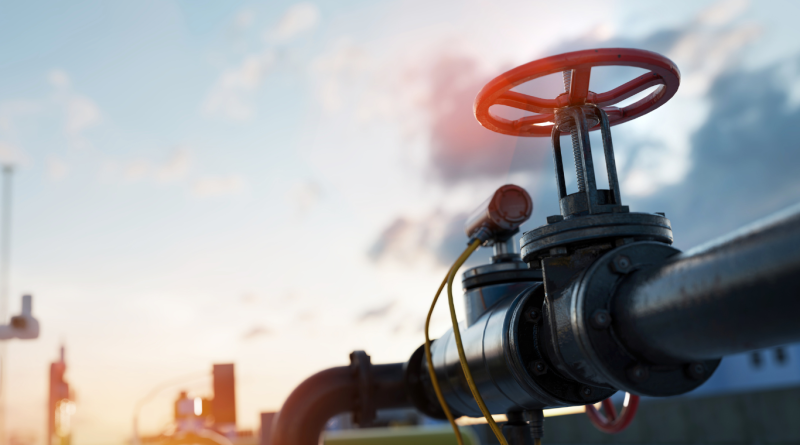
[
  {"xmin": 474, "ymin": 48, "xmax": 680, "ymax": 137},
  {"xmin": 585, "ymin": 394, "xmax": 640, "ymax": 434}
]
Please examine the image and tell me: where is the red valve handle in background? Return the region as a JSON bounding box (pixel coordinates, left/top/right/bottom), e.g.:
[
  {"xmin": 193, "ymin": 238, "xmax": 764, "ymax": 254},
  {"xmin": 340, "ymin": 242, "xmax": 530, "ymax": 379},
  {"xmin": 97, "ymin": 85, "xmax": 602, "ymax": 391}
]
[
  {"xmin": 474, "ymin": 48, "xmax": 680, "ymax": 137},
  {"xmin": 585, "ymin": 393, "xmax": 640, "ymax": 434}
]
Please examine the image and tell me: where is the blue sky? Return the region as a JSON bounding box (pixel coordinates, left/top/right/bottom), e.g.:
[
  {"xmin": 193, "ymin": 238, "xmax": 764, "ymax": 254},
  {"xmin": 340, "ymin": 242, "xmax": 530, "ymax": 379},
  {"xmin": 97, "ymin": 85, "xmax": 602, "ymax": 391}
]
[{"xmin": 2, "ymin": 0, "xmax": 800, "ymax": 444}]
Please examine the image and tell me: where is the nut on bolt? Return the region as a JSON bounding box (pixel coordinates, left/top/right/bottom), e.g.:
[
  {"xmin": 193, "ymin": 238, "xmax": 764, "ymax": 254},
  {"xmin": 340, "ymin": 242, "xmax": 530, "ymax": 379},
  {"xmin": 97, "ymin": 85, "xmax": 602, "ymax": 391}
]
[
  {"xmin": 686, "ymin": 363, "xmax": 706, "ymax": 380},
  {"xmin": 611, "ymin": 255, "xmax": 633, "ymax": 274},
  {"xmin": 590, "ymin": 309, "xmax": 612, "ymax": 329},
  {"xmin": 531, "ymin": 360, "xmax": 548, "ymax": 376},
  {"xmin": 525, "ymin": 308, "xmax": 542, "ymax": 323},
  {"xmin": 627, "ymin": 364, "xmax": 650, "ymax": 383}
]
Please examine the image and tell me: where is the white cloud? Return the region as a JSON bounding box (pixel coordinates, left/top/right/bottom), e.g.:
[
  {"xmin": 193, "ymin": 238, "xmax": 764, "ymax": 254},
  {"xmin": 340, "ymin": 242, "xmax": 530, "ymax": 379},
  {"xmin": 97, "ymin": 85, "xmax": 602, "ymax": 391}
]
[
  {"xmin": 192, "ymin": 175, "xmax": 245, "ymax": 197},
  {"xmin": 234, "ymin": 9, "xmax": 255, "ymax": 31},
  {"xmin": 48, "ymin": 69, "xmax": 102, "ymax": 147},
  {"xmin": 116, "ymin": 149, "xmax": 192, "ymax": 183},
  {"xmin": 156, "ymin": 148, "xmax": 191, "ymax": 182},
  {"xmin": 48, "ymin": 69, "xmax": 70, "ymax": 88},
  {"xmin": 202, "ymin": 3, "xmax": 320, "ymax": 121},
  {"xmin": 697, "ymin": 0, "xmax": 749, "ymax": 26},
  {"xmin": 0, "ymin": 100, "xmax": 39, "ymax": 133},
  {"xmin": 64, "ymin": 94, "xmax": 101, "ymax": 137},
  {"xmin": 124, "ymin": 160, "xmax": 150, "ymax": 182},
  {"xmin": 0, "ymin": 142, "xmax": 24, "ymax": 165},
  {"xmin": 270, "ymin": 3, "xmax": 320, "ymax": 43},
  {"xmin": 202, "ymin": 51, "xmax": 275, "ymax": 120},
  {"xmin": 288, "ymin": 180, "xmax": 322, "ymax": 218},
  {"xmin": 100, "ymin": 149, "xmax": 245, "ymax": 199},
  {"xmin": 620, "ymin": 7, "xmax": 761, "ymax": 197},
  {"xmin": 47, "ymin": 157, "xmax": 69, "ymax": 181},
  {"xmin": 311, "ymin": 39, "xmax": 372, "ymax": 113}
]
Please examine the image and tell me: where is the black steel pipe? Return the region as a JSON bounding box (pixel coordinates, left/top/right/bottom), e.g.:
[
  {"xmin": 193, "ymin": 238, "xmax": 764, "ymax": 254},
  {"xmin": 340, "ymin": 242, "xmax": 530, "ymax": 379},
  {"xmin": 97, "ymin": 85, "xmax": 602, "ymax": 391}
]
[
  {"xmin": 269, "ymin": 362, "xmax": 410, "ymax": 445},
  {"xmin": 614, "ymin": 203, "xmax": 800, "ymax": 364}
]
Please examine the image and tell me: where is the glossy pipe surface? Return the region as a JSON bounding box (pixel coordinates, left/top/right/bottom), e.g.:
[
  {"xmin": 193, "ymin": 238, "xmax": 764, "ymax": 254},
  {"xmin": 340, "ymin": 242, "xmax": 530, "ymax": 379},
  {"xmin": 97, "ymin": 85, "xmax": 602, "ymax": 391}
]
[
  {"xmin": 614, "ymin": 203, "xmax": 800, "ymax": 364},
  {"xmin": 270, "ymin": 363, "xmax": 409, "ymax": 445},
  {"xmin": 425, "ymin": 283, "xmax": 605, "ymax": 415}
]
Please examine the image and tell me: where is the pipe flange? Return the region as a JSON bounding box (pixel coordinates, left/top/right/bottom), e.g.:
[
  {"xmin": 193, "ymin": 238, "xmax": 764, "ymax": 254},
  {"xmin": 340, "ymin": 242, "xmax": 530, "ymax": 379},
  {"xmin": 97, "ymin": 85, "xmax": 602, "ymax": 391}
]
[
  {"xmin": 509, "ymin": 286, "xmax": 615, "ymax": 405},
  {"xmin": 462, "ymin": 261, "xmax": 543, "ymax": 290},
  {"xmin": 403, "ymin": 345, "xmax": 452, "ymax": 419},
  {"xmin": 572, "ymin": 242, "xmax": 721, "ymax": 396},
  {"xmin": 521, "ymin": 212, "xmax": 673, "ymax": 264},
  {"xmin": 349, "ymin": 350, "xmax": 375, "ymax": 426}
]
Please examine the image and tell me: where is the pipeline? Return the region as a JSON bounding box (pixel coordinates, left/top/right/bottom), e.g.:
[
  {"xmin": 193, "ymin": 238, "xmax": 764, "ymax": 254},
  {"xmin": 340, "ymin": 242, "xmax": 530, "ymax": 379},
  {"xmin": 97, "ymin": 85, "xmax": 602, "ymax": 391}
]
[
  {"xmin": 614, "ymin": 202, "xmax": 800, "ymax": 364},
  {"xmin": 270, "ymin": 202, "xmax": 800, "ymax": 444},
  {"xmin": 269, "ymin": 355, "xmax": 411, "ymax": 445}
]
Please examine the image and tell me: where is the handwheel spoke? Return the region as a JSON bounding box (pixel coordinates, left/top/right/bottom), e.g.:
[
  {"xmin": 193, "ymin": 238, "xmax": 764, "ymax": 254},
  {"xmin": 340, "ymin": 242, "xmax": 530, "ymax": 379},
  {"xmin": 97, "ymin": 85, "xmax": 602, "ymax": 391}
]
[
  {"xmin": 496, "ymin": 91, "xmax": 558, "ymax": 113},
  {"xmin": 512, "ymin": 113, "xmax": 555, "ymax": 130},
  {"xmin": 593, "ymin": 72, "xmax": 665, "ymax": 106},
  {"xmin": 568, "ymin": 68, "xmax": 592, "ymax": 105}
]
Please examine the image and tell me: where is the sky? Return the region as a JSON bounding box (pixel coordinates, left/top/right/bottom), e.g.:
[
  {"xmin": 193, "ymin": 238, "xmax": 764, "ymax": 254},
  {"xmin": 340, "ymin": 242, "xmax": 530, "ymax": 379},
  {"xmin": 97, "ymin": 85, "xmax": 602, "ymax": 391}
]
[{"xmin": 2, "ymin": 0, "xmax": 800, "ymax": 444}]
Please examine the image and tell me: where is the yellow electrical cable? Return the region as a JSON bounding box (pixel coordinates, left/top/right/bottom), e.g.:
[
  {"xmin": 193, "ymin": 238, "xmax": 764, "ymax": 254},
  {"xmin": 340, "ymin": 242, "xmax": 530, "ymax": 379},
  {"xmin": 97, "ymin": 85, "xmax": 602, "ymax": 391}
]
[
  {"xmin": 447, "ymin": 239, "xmax": 509, "ymax": 445},
  {"xmin": 424, "ymin": 267, "xmax": 465, "ymax": 445}
]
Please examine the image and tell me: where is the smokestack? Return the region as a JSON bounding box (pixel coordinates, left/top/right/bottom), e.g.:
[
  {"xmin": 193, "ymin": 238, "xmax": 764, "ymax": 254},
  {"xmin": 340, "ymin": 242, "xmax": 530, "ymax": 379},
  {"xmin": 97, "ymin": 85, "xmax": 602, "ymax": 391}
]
[{"xmin": 212, "ymin": 364, "xmax": 236, "ymax": 428}]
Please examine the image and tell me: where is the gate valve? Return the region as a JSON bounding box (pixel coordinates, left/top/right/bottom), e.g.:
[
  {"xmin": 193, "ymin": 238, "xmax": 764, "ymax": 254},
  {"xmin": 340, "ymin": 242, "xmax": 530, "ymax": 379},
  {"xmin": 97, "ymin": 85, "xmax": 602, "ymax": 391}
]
[{"xmin": 472, "ymin": 48, "xmax": 682, "ymax": 436}]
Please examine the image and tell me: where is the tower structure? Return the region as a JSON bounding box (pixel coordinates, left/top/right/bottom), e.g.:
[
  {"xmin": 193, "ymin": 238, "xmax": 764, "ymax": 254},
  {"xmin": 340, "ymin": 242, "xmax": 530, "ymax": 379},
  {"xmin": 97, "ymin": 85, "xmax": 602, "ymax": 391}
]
[{"xmin": 48, "ymin": 346, "xmax": 74, "ymax": 445}]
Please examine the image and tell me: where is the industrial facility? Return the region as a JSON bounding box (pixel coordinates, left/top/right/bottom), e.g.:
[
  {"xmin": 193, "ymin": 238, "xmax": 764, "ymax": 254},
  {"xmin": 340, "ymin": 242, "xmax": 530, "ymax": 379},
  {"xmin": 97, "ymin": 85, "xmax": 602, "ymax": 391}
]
[{"xmin": 0, "ymin": 1, "xmax": 799, "ymax": 444}]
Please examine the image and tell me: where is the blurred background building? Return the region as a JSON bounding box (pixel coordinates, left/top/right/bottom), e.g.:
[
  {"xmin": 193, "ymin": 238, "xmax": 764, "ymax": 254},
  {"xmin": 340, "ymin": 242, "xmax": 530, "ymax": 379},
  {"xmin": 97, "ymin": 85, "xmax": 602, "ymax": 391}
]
[{"xmin": 47, "ymin": 346, "xmax": 74, "ymax": 445}]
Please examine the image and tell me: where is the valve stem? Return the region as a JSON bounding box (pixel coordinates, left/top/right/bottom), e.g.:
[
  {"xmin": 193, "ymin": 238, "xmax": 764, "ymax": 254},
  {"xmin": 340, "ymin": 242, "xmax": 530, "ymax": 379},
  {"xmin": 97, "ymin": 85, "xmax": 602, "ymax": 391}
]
[{"xmin": 563, "ymin": 70, "xmax": 586, "ymax": 192}]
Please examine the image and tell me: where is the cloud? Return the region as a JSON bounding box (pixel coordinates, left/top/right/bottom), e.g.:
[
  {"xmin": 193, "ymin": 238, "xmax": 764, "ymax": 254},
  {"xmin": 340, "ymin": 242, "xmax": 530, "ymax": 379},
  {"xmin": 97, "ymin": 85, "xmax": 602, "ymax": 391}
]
[
  {"xmin": 64, "ymin": 95, "xmax": 101, "ymax": 137},
  {"xmin": 105, "ymin": 148, "xmax": 192, "ymax": 184},
  {"xmin": 192, "ymin": 175, "xmax": 245, "ymax": 197},
  {"xmin": 424, "ymin": 54, "xmax": 553, "ymax": 184},
  {"xmin": 124, "ymin": 160, "xmax": 150, "ymax": 182},
  {"xmin": 309, "ymin": 42, "xmax": 552, "ymax": 184},
  {"xmin": 233, "ymin": 9, "xmax": 255, "ymax": 32},
  {"xmin": 697, "ymin": 0, "xmax": 749, "ymax": 26},
  {"xmin": 202, "ymin": 51, "xmax": 276, "ymax": 120},
  {"xmin": 0, "ymin": 142, "xmax": 25, "ymax": 165},
  {"xmin": 269, "ymin": 3, "xmax": 320, "ymax": 43},
  {"xmin": 368, "ymin": 210, "xmax": 496, "ymax": 267},
  {"xmin": 240, "ymin": 292, "xmax": 257, "ymax": 305},
  {"xmin": 48, "ymin": 69, "xmax": 102, "ymax": 147},
  {"xmin": 48, "ymin": 69, "xmax": 70, "ymax": 88},
  {"xmin": 0, "ymin": 100, "xmax": 38, "ymax": 133},
  {"xmin": 369, "ymin": 217, "xmax": 421, "ymax": 263},
  {"xmin": 202, "ymin": 3, "xmax": 321, "ymax": 121},
  {"xmin": 361, "ymin": 1, "xmax": 766, "ymax": 266},
  {"xmin": 156, "ymin": 148, "xmax": 191, "ymax": 182},
  {"xmin": 241, "ymin": 324, "xmax": 272, "ymax": 341},
  {"xmin": 632, "ymin": 51, "xmax": 800, "ymax": 250},
  {"xmin": 356, "ymin": 300, "xmax": 396, "ymax": 323},
  {"xmin": 47, "ymin": 157, "xmax": 69, "ymax": 181},
  {"xmin": 497, "ymin": 2, "xmax": 761, "ymax": 199},
  {"xmin": 288, "ymin": 180, "xmax": 322, "ymax": 218}
]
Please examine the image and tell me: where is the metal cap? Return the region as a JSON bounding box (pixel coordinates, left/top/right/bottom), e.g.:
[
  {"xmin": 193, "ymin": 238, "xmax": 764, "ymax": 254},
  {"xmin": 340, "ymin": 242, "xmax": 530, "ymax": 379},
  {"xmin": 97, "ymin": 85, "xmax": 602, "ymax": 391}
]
[{"xmin": 465, "ymin": 184, "xmax": 533, "ymax": 242}]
